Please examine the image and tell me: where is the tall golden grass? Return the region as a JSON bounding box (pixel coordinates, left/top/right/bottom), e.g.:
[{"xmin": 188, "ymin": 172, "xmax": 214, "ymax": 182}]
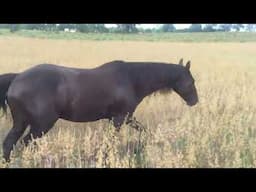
[{"xmin": 0, "ymin": 36, "xmax": 255, "ymax": 168}]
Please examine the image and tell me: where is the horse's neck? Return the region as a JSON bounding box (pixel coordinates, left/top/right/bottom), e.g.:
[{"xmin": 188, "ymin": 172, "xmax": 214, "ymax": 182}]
[{"xmin": 133, "ymin": 64, "xmax": 180, "ymax": 98}]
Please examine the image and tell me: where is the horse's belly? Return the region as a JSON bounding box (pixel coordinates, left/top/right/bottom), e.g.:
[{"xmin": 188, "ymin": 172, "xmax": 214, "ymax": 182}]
[
  {"xmin": 60, "ymin": 115, "xmax": 106, "ymax": 122},
  {"xmin": 60, "ymin": 105, "xmax": 110, "ymax": 122},
  {"xmin": 59, "ymin": 87, "xmax": 132, "ymax": 122}
]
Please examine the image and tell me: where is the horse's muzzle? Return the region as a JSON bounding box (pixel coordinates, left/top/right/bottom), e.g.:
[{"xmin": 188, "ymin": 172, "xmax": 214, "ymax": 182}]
[{"xmin": 186, "ymin": 98, "xmax": 198, "ymax": 106}]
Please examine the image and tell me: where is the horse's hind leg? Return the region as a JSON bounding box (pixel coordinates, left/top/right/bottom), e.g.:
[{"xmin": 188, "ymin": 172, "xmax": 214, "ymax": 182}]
[
  {"xmin": 22, "ymin": 121, "xmax": 56, "ymax": 146},
  {"xmin": 22, "ymin": 113, "xmax": 58, "ymax": 146},
  {"xmin": 3, "ymin": 114, "xmax": 28, "ymax": 162}
]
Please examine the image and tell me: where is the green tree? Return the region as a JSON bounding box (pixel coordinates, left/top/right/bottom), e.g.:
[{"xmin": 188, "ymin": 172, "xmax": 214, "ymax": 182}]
[
  {"xmin": 116, "ymin": 24, "xmax": 138, "ymax": 33},
  {"xmin": 76, "ymin": 24, "xmax": 104, "ymax": 33},
  {"xmin": 57, "ymin": 24, "xmax": 77, "ymax": 31},
  {"xmin": 188, "ymin": 24, "xmax": 202, "ymax": 32},
  {"xmin": 10, "ymin": 24, "xmax": 19, "ymax": 32},
  {"xmin": 246, "ymin": 24, "xmax": 256, "ymax": 32},
  {"xmin": 203, "ymin": 24, "xmax": 216, "ymax": 32},
  {"xmin": 0, "ymin": 24, "xmax": 11, "ymax": 29},
  {"xmin": 92, "ymin": 24, "xmax": 109, "ymax": 33},
  {"xmin": 160, "ymin": 24, "xmax": 176, "ymax": 32},
  {"xmin": 76, "ymin": 24, "xmax": 89, "ymax": 32},
  {"xmin": 218, "ymin": 24, "xmax": 232, "ymax": 32}
]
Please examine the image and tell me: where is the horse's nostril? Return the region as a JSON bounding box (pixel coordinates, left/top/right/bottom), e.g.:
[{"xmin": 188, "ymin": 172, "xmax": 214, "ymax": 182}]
[{"xmin": 187, "ymin": 99, "xmax": 198, "ymax": 106}]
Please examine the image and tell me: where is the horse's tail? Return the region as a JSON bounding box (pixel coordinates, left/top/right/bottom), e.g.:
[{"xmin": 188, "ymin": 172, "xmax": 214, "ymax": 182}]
[{"xmin": 0, "ymin": 73, "xmax": 18, "ymax": 115}]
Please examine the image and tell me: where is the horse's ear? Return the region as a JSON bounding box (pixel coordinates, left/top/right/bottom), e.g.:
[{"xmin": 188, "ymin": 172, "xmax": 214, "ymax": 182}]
[
  {"xmin": 178, "ymin": 58, "xmax": 183, "ymax": 66},
  {"xmin": 186, "ymin": 61, "xmax": 191, "ymax": 70}
]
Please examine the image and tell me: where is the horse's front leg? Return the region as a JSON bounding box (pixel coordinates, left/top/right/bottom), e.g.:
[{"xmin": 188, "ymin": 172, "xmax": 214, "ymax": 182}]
[
  {"xmin": 112, "ymin": 115, "xmax": 126, "ymax": 132},
  {"xmin": 126, "ymin": 117, "xmax": 145, "ymax": 132}
]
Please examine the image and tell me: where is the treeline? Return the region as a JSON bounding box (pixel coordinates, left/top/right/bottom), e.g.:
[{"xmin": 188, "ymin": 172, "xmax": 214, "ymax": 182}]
[
  {"xmin": 0, "ymin": 24, "xmax": 254, "ymax": 33},
  {"xmin": 156, "ymin": 24, "xmax": 254, "ymax": 32}
]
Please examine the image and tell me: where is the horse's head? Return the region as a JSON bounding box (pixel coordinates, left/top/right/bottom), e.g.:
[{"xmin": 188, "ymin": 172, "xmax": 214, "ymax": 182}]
[{"xmin": 173, "ymin": 58, "xmax": 198, "ymax": 106}]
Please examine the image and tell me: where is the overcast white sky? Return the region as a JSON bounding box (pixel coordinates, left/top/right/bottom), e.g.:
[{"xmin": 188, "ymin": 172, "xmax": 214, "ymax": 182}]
[{"xmin": 105, "ymin": 24, "xmax": 191, "ymax": 29}]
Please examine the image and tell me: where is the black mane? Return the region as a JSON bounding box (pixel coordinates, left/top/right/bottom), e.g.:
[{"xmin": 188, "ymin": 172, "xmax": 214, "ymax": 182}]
[{"xmin": 100, "ymin": 60, "xmax": 184, "ymax": 98}]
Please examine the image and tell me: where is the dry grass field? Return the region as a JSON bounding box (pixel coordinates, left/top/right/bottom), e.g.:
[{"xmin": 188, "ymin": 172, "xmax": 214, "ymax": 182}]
[{"xmin": 0, "ymin": 36, "xmax": 255, "ymax": 168}]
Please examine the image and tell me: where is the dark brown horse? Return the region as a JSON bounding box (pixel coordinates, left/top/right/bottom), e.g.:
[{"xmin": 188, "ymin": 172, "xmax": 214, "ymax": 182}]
[{"xmin": 0, "ymin": 59, "xmax": 198, "ymax": 161}]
